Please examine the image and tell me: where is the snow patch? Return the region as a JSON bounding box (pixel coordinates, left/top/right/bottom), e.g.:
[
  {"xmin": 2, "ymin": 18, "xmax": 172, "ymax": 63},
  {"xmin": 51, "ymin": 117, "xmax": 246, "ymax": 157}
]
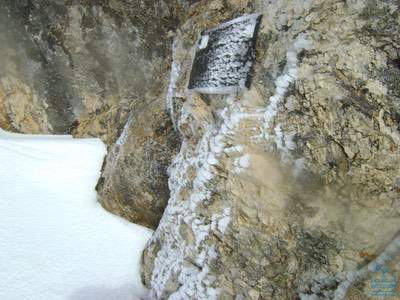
[
  {"xmin": 224, "ymin": 144, "xmax": 244, "ymax": 154},
  {"xmin": 212, "ymin": 208, "xmax": 231, "ymax": 233},
  {"xmin": 259, "ymin": 34, "xmax": 311, "ymax": 172},
  {"xmin": 234, "ymin": 154, "xmax": 251, "ymax": 174},
  {"xmin": 0, "ymin": 130, "xmax": 153, "ymax": 300},
  {"xmin": 199, "ymin": 35, "xmax": 209, "ymax": 49}
]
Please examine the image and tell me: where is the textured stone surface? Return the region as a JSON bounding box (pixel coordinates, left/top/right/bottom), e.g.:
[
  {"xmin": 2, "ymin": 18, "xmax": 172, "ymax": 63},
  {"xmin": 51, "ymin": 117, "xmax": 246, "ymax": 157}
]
[
  {"xmin": 0, "ymin": 0, "xmax": 184, "ymax": 140},
  {"xmin": 96, "ymin": 100, "xmax": 180, "ymax": 229},
  {"xmin": 142, "ymin": 0, "xmax": 400, "ymax": 299}
]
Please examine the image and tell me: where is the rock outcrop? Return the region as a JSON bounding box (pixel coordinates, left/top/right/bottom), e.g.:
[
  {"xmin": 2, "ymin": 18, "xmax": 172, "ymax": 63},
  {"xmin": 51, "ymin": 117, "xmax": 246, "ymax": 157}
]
[
  {"xmin": 142, "ymin": 0, "xmax": 400, "ymax": 299},
  {"xmin": 0, "ymin": 0, "xmax": 186, "ymax": 227}
]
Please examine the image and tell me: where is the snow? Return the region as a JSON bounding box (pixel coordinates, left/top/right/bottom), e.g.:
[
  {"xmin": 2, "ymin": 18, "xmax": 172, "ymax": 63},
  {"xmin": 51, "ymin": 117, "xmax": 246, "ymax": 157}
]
[
  {"xmin": 148, "ymin": 96, "xmax": 251, "ymax": 299},
  {"xmin": 233, "ymin": 154, "xmax": 251, "ymax": 174},
  {"xmin": 260, "ymin": 34, "xmax": 311, "ymax": 173},
  {"xmin": 116, "ymin": 113, "xmax": 134, "ymax": 146},
  {"xmin": 224, "ymin": 145, "xmax": 244, "ymax": 154},
  {"xmin": 211, "ymin": 208, "xmax": 231, "ymax": 233},
  {"xmin": 198, "ymin": 35, "xmax": 209, "ymax": 49},
  {"xmin": 0, "ymin": 129, "xmax": 153, "ymax": 300},
  {"xmin": 203, "ymin": 13, "xmax": 261, "ymax": 34},
  {"xmin": 148, "ymin": 30, "xmax": 314, "ymax": 298},
  {"xmin": 166, "ymin": 38, "xmax": 180, "ymax": 129}
]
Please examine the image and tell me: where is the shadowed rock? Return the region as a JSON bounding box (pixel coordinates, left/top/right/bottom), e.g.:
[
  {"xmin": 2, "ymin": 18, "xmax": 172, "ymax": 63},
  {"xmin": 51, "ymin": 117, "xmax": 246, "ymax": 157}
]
[{"xmin": 96, "ymin": 100, "xmax": 180, "ymax": 229}]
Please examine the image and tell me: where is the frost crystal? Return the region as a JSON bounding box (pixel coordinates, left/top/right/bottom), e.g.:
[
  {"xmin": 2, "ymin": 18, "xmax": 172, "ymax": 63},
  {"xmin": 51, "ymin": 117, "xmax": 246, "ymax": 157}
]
[{"xmin": 188, "ymin": 14, "xmax": 262, "ymax": 94}]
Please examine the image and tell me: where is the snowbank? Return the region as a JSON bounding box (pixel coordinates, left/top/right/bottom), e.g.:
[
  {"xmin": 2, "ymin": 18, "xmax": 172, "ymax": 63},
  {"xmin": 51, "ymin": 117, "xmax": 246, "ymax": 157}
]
[{"xmin": 0, "ymin": 129, "xmax": 152, "ymax": 300}]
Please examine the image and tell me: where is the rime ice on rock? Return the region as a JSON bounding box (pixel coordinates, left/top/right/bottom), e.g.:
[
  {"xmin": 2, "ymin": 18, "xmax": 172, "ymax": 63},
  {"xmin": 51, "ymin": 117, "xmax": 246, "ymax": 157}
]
[{"xmin": 188, "ymin": 14, "xmax": 262, "ymax": 94}]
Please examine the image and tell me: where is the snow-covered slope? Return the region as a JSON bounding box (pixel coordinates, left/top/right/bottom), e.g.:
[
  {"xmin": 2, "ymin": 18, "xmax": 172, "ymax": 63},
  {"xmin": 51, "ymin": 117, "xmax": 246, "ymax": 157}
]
[{"xmin": 0, "ymin": 129, "xmax": 152, "ymax": 300}]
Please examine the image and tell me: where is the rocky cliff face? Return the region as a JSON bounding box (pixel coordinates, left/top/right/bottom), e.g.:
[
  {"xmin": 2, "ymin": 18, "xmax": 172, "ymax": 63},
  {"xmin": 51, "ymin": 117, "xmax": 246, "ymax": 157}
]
[
  {"xmin": 1, "ymin": 0, "xmax": 399, "ymax": 299},
  {"xmin": 141, "ymin": 0, "xmax": 400, "ymax": 299},
  {"xmin": 0, "ymin": 0, "xmax": 181, "ymax": 137},
  {"xmin": 0, "ymin": 0, "xmax": 186, "ymax": 227}
]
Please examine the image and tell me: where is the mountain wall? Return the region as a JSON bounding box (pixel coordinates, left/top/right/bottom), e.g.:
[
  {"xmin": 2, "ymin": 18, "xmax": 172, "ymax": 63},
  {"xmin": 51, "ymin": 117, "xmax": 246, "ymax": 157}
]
[{"xmin": 1, "ymin": 0, "xmax": 399, "ymax": 299}]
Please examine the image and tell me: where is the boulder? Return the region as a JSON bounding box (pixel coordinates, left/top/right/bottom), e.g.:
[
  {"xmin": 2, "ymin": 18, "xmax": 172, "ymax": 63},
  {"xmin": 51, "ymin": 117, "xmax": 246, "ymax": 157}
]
[{"xmin": 96, "ymin": 100, "xmax": 180, "ymax": 229}]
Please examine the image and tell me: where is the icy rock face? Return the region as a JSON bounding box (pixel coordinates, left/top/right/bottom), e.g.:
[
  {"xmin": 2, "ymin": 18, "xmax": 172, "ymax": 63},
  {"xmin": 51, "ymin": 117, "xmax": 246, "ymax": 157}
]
[
  {"xmin": 0, "ymin": 0, "xmax": 186, "ymax": 227},
  {"xmin": 142, "ymin": 0, "xmax": 400, "ymax": 299}
]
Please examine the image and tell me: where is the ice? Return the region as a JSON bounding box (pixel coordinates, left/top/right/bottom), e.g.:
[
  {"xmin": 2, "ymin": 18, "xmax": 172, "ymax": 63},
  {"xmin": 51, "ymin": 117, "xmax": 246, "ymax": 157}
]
[
  {"xmin": 233, "ymin": 154, "xmax": 251, "ymax": 174},
  {"xmin": 0, "ymin": 129, "xmax": 153, "ymax": 300},
  {"xmin": 116, "ymin": 113, "xmax": 134, "ymax": 146},
  {"xmin": 198, "ymin": 35, "xmax": 209, "ymax": 49},
  {"xmin": 166, "ymin": 38, "xmax": 181, "ymax": 129}
]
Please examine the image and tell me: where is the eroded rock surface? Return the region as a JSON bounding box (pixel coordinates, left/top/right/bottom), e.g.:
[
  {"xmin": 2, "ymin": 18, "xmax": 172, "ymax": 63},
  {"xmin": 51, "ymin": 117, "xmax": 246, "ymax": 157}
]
[{"xmin": 142, "ymin": 0, "xmax": 400, "ymax": 299}]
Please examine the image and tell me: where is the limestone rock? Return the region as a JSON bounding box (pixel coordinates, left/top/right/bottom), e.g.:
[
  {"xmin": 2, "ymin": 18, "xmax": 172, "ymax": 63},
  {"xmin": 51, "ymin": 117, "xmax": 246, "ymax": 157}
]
[{"xmin": 142, "ymin": 0, "xmax": 400, "ymax": 299}]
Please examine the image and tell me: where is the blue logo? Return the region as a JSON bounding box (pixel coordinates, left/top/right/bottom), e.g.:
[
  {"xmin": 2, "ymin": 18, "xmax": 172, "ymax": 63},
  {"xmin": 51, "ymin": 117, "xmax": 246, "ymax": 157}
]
[{"xmin": 368, "ymin": 265, "xmax": 398, "ymax": 297}]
